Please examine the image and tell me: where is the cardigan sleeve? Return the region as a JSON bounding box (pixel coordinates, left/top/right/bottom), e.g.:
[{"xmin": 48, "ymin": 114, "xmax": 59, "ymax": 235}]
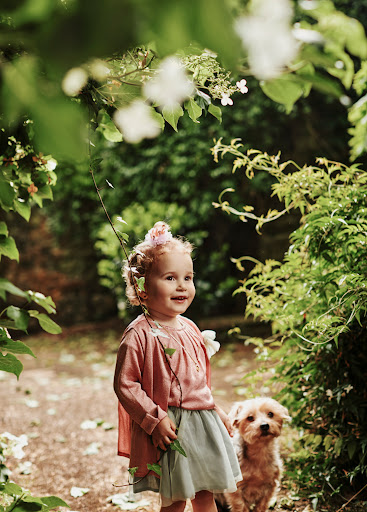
[{"xmin": 114, "ymin": 328, "xmax": 167, "ymax": 435}]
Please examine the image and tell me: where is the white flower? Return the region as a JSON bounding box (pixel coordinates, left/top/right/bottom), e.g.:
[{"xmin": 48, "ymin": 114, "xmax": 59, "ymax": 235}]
[
  {"xmin": 1, "ymin": 432, "xmax": 28, "ymax": 459},
  {"xmin": 143, "ymin": 57, "xmax": 195, "ymax": 108},
  {"xmin": 46, "ymin": 158, "xmax": 57, "ymax": 171},
  {"xmin": 292, "ymin": 27, "xmax": 324, "ymax": 44},
  {"xmin": 236, "ymin": 79, "xmax": 248, "ymax": 94},
  {"xmin": 62, "ymin": 67, "xmax": 88, "ymax": 96},
  {"xmin": 221, "ymin": 94, "xmax": 233, "ymax": 106},
  {"xmin": 235, "ymin": 0, "xmax": 299, "ymax": 80},
  {"xmin": 89, "ymin": 59, "xmax": 110, "ymax": 81},
  {"xmin": 202, "ymin": 330, "xmax": 220, "ymax": 358},
  {"xmin": 114, "ymin": 100, "xmax": 161, "ymax": 144}
]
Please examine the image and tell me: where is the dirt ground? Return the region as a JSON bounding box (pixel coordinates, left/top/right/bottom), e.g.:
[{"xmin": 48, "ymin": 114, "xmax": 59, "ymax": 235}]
[{"xmin": 0, "ymin": 323, "xmax": 340, "ymax": 512}]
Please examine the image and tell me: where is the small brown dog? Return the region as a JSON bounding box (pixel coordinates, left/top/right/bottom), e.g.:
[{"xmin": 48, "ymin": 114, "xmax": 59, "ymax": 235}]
[{"xmin": 217, "ymin": 397, "xmax": 290, "ymax": 512}]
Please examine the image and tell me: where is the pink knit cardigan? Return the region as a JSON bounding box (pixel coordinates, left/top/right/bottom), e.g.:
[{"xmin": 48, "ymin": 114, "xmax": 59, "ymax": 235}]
[{"xmin": 114, "ymin": 314, "xmax": 212, "ymax": 476}]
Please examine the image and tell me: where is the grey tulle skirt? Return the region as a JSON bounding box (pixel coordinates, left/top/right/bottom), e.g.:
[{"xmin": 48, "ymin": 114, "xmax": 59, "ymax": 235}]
[{"xmin": 133, "ymin": 407, "xmax": 242, "ymax": 506}]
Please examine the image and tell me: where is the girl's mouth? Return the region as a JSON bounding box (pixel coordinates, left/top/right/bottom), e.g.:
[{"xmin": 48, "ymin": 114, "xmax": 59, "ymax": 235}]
[{"xmin": 172, "ymin": 296, "xmax": 187, "ymax": 302}]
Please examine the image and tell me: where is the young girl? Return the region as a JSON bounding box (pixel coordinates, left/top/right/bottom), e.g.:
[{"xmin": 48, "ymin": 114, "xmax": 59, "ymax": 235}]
[{"xmin": 114, "ymin": 222, "xmax": 241, "ymax": 512}]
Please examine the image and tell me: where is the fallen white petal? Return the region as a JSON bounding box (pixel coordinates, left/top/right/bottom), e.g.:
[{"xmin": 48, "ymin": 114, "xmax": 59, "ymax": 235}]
[
  {"xmin": 70, "ymin": 487, "xmax": 90, "ymax": 498},
  {"xmin": 107, "ymin": 493, "xmax": 151, "ymax": 510}
]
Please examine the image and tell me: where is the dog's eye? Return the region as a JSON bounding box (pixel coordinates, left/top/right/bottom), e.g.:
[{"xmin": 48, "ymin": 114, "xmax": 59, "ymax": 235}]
[
  {"xmin": 268, "ymin": 412, "xmax": 274, "ymax": 418},
  {"xmin": 247, "ymin": 416, "xmax": 254, "ymax": 422}
]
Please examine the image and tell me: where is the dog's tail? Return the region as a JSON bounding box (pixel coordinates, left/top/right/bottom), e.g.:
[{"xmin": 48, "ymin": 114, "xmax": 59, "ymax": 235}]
[{"xmin": 214, "ymin": 493, "xmax": 230, "ymax": 512}]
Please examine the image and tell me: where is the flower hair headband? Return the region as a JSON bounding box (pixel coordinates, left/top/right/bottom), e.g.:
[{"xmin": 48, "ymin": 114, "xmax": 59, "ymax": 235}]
[{"xmin": 145, "ymin": 223, "xmax": 173, "ymax": 246}]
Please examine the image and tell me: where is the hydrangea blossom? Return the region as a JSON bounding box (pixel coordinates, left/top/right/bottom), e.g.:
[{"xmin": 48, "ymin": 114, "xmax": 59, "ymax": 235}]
[
  {"xmin": 143, "ymin": 57, "xmax": 195, "ymax": 108},
  {"xmin": 235, "ymin": 0, "xmax": 298, "ymax": 80},
  {"xmin": 62, "ymin": 67, "xmax": 88, "ymax": 96},
  {"xmin": 236, "ymin": 79, "xmax": 248, "ymax": 94},
  {"xmin": 114, "ymin": 100, "xmax": 161, "ymax": 144},
  {"xmin": 221, "ymin": 94, "xmax": 233, "ymax": 106}
]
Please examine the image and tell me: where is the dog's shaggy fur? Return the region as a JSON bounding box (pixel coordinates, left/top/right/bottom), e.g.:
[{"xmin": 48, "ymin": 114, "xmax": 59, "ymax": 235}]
[{"xmin": 217, "ymin": 397, "xmax": 290, "ymax": 512}]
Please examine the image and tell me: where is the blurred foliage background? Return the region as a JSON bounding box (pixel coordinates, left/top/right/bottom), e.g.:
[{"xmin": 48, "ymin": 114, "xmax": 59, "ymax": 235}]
[
  {"xmin": 2, "ymin": 0, "xmax": 367, "ymax": 506},
  {"xmin": 2, "ymin": 0, "xmax": 366, "ymax": 326}
]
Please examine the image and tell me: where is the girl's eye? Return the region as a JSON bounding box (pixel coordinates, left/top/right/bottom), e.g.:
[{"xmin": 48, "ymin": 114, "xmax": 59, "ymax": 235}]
[
  {"xmin": 185, "ymin": 276, "xmax": 192, "ymax": 281},
  {"xmin": 268, "ymin": 412, "xmax": 274, "ymax": 418},
  {"xmin": 247, "ymin": 416, "xmax": 254, "ymax": 422},
  {"xmin": 166, "ymin": 276, "xmax": 174, "ymax": 281}
]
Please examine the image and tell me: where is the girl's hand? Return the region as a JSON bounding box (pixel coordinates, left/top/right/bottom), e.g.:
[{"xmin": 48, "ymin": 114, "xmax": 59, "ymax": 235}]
[
  {"xmin": 215, "ymin": 404, "xmax": 234, "ymax": 437},
  {"xmin": 152, "ymin": 416, "xmax": 177, "ymax": 450}
]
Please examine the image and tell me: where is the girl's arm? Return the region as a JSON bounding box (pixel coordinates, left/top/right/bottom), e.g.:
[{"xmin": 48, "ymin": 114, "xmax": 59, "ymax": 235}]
[
  {"xmin": 114, "ymin": 332, "xmax": 167, "ymax": 436},
  {"xmin": 214, "ymin": 403, "xmax": 234, "ymax": 437}
]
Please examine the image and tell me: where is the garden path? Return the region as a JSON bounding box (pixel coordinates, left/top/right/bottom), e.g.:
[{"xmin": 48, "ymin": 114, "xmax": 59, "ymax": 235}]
[{"xmin": 1, "ymin": 324, "xmax": 310, "ymax": 512}]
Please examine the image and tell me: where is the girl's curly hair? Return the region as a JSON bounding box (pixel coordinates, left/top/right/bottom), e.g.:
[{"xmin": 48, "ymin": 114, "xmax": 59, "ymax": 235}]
[{"xmin": 123, "ymin": 222, "xmax": 193, "ymax": 306}]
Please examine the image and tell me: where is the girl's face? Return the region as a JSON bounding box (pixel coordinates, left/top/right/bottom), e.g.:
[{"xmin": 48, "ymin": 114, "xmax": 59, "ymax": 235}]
[{"xmin": 143, "ymin": 250, "xmax": 195, "ymax": 326}]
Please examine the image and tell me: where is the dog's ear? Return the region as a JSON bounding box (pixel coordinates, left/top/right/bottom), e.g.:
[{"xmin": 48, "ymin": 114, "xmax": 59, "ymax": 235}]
[
  {"xmin": 228, "ymin": 402, "xmax": 243, "ymax": 428},
  {"xmin": 278, "ymin": 404, "xmax": 291, "ymax": 422}
]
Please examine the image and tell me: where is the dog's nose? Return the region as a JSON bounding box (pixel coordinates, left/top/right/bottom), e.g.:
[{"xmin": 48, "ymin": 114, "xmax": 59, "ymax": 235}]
[{"xmin": 260, "ymin": 423, "xmax": 269, "ymax": 431}]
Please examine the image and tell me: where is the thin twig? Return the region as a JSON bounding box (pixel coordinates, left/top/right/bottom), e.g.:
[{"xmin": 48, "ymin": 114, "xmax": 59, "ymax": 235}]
[
  {"xmin": 334, "ymin": 483, "xmax": 367, "ymax": 512},
  {"xmin": 88, "ymin": 113, "xmax": 184, "ymax": 484}
]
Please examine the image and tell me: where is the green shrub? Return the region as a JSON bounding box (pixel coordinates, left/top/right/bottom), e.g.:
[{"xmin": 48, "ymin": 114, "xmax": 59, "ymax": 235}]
[{"xmin": 213, "ymin": 140, "xmax": 367, "ymax": 500}]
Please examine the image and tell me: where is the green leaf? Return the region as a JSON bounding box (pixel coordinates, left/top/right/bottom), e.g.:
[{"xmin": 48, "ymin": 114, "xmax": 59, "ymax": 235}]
[
  {"xmin": 164, "ymin": 347, "xmax": 176, "ymax": 356},
  {"xmin": 334, "ymin": 437, "xmax": 343, "ymax": 457},
  {"xmin": 27, "ymin": 291, "xmax": 56, "ymax": 314},
  {"xmin": 135, "ymin": 276, "xmax": 146, "ymax": 293},
  {"xmin": 0, "ymin": 353, "xmax": 23, "ymax": 378},
  {"xmin": 324, "ymin": 435, "xmax": 333, "ymax": 451},
  {"xmin": 0, "ymin": 319, "xmax": 17, "ymax": 330},
  {"xmin": 170, "ymin": 439, "xmax": 187, "ymax": 457},
  {"xmin": 208, "ymin": 103, "xmax": 222, "ymax": 123},
  {"xmin": 312, "ymin": 435, "xmax": 323, "ymax": 448},
  {"xmin": 0, "ymin": 222, "xmax": 8, "ymax": 236},
  {"xmin": 40, "ymin": 496, "xmax": 70, "ymax": 509},
  {"xmin": 37, "ymin": 184, "xmax": 53, "ymax": 200},
  {"xmin": 0, "ymin": 178, "xmax": 16, "ymax": 208},
  {"xmin": 37, "ymin": 314, "xmax": 62, "ymax": 335},
  {"xmin": 261, "ymin": 77, "xmax": 304, "ymax": 113},
  {"xmin": 6, "ymin": 306, "xmax": 30, "ymax": 331},
  {"xmin": 28, "ymin": 311, "xmax": 62, "ymax": 334},
  {"xmin": 32, "ymin": 193, "xmax": 44, "ymax": 209},
  {"xmin": 11, "ymin": 502, "xmax": 43, "ymax": 511},
  {"xmin": 13, "ymin": 200, "xmax": 31, "ymax": 221},
  {"xmin": 0, "ymin": 336, "xmax": 36, "ymax": 358},
  {"xmin": 22, "ymin": 495, "xmax": 43, "ymax": 505},
  {"xmin": 3, "ymin": 482, "xmax": 23, "ymax": 495},
  {"xmin": 97, "ymin": 113, "xmax": 123, "ymax": 143},
  {"xmin": 162, "ymin": 103, "xmax": 184, "ymax": 131},
  {"xmin": 0, "ymin": 236, "xmax": 19, "ymax": 261},
  {"xmin": 184, "ymin": 98, "xmax": 202, "ymax": 123},
  {"xmin": 355, "ymin": 309, "xmax": 362, "ymax": 327},
  {"xmin": 150, "ymin": 109, "xmax": 165, "ymax": 130},
  {"xmin": 147, "ymin": 463, "xmax": 161, "ymax": 476},
  {"xmin": 295, "ymin": 70, "xmax": 344, "ymax": 98},
  {"xmin": 127, "ymin": 467, "xmax": 138, "ymax": 477},
  {"xmin": 0, "ymin": 278, "xmax": 27, "ymax": 300}
]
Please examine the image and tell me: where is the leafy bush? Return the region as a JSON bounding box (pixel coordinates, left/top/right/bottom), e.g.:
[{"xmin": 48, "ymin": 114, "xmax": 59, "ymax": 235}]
[
  {"xmin": 0, "ymin": 135, "xmax": 65, "ymax": 510},
  {"xmin": 213, "ymin": 140, "xmax": 367, "ymax": 501},
  {"xmin": 0, "ymin": 432, "xmax": 68, "ymax": 511}
]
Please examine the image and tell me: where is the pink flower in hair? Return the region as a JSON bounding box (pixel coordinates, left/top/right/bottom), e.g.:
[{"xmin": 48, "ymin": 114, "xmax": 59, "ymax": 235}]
[{"xmin": 145, "ymin": 223, "xmax": 173, "ymax": 246}]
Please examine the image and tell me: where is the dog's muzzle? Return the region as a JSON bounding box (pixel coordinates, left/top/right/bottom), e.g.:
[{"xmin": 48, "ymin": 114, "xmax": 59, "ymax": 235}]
[{"xmin": 260, "ymin": 423, "xmax": 270, "ymax": 434}]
